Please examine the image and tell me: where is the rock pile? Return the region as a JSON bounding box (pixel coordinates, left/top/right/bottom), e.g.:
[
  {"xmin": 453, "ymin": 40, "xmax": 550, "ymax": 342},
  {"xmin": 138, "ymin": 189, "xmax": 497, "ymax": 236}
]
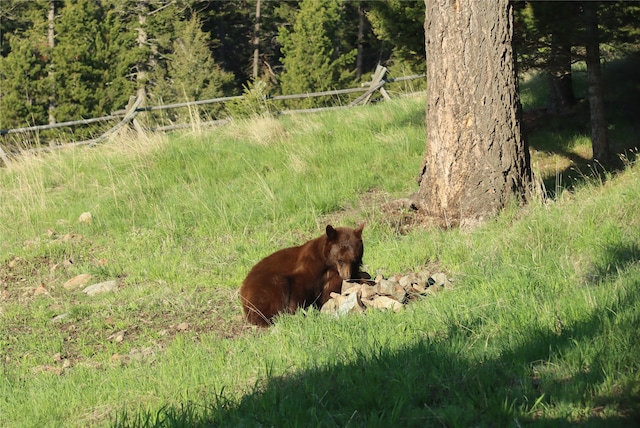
[{"xmin": 320, "ymin": 268, "xmax": 453, "ymax": 317}]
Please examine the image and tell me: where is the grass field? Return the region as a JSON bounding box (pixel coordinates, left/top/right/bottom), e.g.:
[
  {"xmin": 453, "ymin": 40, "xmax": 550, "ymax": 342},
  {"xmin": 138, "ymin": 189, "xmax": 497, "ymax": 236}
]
[{"xmin": 1, "ymin": 58, "xmax": 640, "ymax": 427}]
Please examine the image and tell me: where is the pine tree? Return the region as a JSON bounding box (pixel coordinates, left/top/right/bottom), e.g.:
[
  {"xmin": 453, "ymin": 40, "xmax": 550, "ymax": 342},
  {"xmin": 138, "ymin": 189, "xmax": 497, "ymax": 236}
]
[
  {"xmin": 171, "ymin": 17, "xmax": 233, "ymax": 97},
  {"xmin": 367, "ymin": 0, "xmax": 425, "ymax": 73},
  {"xmin": 0, "ymin": 0, "xmax": 52, "ymax": 129},
  {"xmin": 52, "ymin": 0, "xmax": 111, "ymax": 123},
  {"xmin": 163, "ymin": 15, "xmax": 236, "ymax": 121},
  {"xmin": 278, "ymin": 0, "xmax": 356, "ymax": 107}
]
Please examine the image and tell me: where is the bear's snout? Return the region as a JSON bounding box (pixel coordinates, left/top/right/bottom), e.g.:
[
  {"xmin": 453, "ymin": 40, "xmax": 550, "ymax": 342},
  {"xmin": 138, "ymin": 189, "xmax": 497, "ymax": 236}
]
[{"xmin": 336, "ymin": 263, "xmax": 353, "ymax": 281}]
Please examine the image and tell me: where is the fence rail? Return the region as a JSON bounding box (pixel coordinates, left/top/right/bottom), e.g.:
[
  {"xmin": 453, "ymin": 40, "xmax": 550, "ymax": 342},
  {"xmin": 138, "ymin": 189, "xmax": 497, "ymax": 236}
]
[{"xmin": 0, "ymin": 67, "xmax": 424, "ymax": 166}]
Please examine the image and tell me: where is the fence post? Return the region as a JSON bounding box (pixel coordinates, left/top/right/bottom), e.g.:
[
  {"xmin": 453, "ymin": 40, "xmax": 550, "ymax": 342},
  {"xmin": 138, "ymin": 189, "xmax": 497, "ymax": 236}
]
[
  {"xmin": 350, "ymin": 65, "xmax": 389, "ymax": 106},
  {"xmin": 88, "ymin": 94, "xmax": 144, "ymax": 147}
]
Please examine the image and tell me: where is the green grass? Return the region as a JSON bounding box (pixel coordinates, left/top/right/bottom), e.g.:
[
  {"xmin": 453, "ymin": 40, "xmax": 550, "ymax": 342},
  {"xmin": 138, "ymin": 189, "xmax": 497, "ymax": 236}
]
[{"xmin": 1, "ymin": 67, "xmax": 640, "ymax": 427}]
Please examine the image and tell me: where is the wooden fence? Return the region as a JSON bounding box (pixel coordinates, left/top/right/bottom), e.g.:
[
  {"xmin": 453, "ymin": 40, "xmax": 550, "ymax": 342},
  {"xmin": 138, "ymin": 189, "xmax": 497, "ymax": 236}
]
[{"xmin": 0, "ymin": 66, "xmax": 424, "ymax": 166}]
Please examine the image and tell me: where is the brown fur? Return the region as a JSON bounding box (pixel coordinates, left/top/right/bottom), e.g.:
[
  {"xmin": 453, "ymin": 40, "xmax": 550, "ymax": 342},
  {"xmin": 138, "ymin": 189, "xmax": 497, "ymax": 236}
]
[{"xmin": 240, "ymin": 224, "xmax": 364, "ymax": 326}]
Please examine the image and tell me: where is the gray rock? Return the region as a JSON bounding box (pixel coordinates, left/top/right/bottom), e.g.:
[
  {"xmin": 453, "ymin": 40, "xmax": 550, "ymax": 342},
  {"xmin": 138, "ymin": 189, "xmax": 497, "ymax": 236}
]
[
  {"xmin": 321, "ymin": 268, "xmax": 453, "ymax": 318},
  {"xmin": 320, "ymin": 298, "xmax": 338, "ymax": 315},
  {"xmin": 83, "ymin": 280, "xmax": 117, "ymax": 296},
  {"xmin": 377, "ymin": 279, "xmax": 408, "ymax": 303},
  {"xmin": 52, "ymin": 312, "xmax": 70, "ymax": 322},
  {"xmin": 430, "ymin": 272, "xmax": 451, "ymax": 287},
  {"xmin": 336, "ymin": 290, "xmax": 364, "ymax": 316},
  {"xmin": 363, "ymin": 295, "xmax": 404, "ymax": 312}
]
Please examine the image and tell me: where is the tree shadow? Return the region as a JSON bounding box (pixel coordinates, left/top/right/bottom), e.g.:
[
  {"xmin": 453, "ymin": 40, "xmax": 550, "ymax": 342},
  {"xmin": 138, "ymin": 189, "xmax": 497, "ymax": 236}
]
[
  {"xmin": 525, "ymin": 53, "xmax": 640, "ymax": 199},
  {"xmin": 113, "ymin": 244, "xmax": 640, "ymax": 427}
]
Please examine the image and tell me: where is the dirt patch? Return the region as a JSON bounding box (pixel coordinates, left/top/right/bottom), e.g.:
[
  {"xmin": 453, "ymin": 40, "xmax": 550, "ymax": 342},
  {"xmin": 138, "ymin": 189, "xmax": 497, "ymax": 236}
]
[
  {"xmin": 318, "ymin": 189, "xmax": 437, "ymax": 232},
  {"xmin": 1, "ymin": 250, "xmax": 252, "ymax": 374}
]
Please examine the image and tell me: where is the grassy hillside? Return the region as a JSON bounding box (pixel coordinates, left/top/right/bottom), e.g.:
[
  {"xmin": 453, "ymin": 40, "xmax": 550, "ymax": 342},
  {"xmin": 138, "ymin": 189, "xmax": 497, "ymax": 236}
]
[{"xmin": 1, "ymin": 88, "xmax": 640, "ymax": 426}]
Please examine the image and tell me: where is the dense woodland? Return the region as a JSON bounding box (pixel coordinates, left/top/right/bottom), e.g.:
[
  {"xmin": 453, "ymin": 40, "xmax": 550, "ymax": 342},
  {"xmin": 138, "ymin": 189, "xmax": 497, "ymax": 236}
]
[{"xmin": 0, "ymin": 1, "xmax": 638, "ymax": 134}]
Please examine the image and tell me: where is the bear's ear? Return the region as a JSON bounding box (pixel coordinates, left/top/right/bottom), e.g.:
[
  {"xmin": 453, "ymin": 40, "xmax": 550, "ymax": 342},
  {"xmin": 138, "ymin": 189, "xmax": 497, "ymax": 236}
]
[
  {"xmin": 355, "ymin": 223, "xmax": 364, "ymax": 238},
  {"xmin": 326, "ymin": 224, "xmax": 338, "ymax": 241}
]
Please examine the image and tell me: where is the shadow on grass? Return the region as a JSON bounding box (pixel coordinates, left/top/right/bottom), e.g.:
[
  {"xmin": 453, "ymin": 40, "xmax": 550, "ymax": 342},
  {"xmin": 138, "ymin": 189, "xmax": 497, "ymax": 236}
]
[
  {"xmin": 524, "ymin": 53, "xmax": 640, "ymax": 198},
  {"xmin": 113, "ymin": 245, "xmax": 640, "ymax": 427}
]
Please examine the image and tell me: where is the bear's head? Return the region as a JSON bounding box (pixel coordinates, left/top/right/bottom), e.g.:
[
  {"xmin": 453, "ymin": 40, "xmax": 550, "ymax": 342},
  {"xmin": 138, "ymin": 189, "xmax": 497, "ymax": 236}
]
[{"xmin": 325, "ymin": 224, "xmax": 364, "ymax": 281}]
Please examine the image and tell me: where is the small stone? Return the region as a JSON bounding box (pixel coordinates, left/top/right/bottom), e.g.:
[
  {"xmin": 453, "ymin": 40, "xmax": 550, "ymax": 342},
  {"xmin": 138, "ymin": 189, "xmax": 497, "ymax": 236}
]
[
  {"xmin": 425, "ymin": 285, "xmax": 442, "ymax": 295},
  {"xmin": 111, "ymin": 353, "xmax": 129, "ymax": 364},
  {"xmin": 341, "ymin": 281, "xmax": 361, "ymax": 295},
  {"xmin": 336, "ymin": 290, "xmax": 364, "ymax": 316},
  {"xmin": 320, "ymin": 298, "xmax": 338, "ymax": 314},
  {"xmin": 360, "ymin": 284, "xmax": 379, "ymax": 299},
  {"xmin": 430, "ymin": 272, "xmax": 450, "ymax": 287},
  {"xmin": 176, "ymin": 322, "xmax": 189, "ymax": 331},
  {"xmin": 398, "ymin": 274, "xmax": 414, "ymax": 289},
  {"xmin": 412, "ymin": 283, "xmax": 426, "ymax": 293},
  {"xmin": 34, "ymin": 284, "xmax": 49, "ymax": 296},
  {"xmin": 378, "ymin": 279, "xmax": 408, "ymax": 303},
  {"xmin": 366, "ymin": 296, "xmax": 404, "ymax": 312},
  {"xmin": 109, "ymin": 330, "xmax": 126, "ymax": 343},
  {"xmin": 63, "ymin": 274, "xmax": 92, "ymax": 290},
  {"xmin": 52, "ymin": 312, "xmax": 70, "ymax": 322},
  {"xmin": 387, "ymin": 274, "xmax": 402, "ymax": 283},
  {"xmin": 78, "ymin": 212, "xmax": 92, "ymax": 224},
  {"xmin": 83, "ymin": 280, "xmax": 117, "ymax": 296}
]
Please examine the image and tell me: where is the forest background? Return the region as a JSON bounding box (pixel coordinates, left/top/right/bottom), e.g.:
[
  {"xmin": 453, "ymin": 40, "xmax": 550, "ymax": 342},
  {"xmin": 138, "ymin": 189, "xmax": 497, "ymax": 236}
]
[{"xmin": 1, "ymin": 0, "xmax": 639, "ymax": 143}]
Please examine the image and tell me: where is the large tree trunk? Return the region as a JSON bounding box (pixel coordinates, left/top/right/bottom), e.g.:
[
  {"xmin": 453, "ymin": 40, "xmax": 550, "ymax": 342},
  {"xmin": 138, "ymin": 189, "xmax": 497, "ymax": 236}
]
[
  {"xmin": 584, "ymin": 1, "xmax": 609, "ymax": 165},
  {"xmin": 416, "ymin": 0, "xmax": 534, "ymax": 228}
]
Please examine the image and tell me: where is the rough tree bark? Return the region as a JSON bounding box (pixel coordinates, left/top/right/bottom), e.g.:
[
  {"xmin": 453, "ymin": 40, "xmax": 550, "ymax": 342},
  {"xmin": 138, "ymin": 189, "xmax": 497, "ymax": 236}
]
[
  {"xmin": 584, "ymin": 1, "xmax": 609, "ymax": 165},
  {"xmin": 416, "ymin": 0, "xmax": 535, "ymax": 228}
]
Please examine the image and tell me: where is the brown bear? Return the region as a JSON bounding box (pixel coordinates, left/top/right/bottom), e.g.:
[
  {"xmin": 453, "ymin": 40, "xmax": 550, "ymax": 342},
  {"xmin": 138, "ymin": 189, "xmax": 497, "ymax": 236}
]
[{"xmin": 240, "ymin": 224, "xmax": 364, "ymax": 327}]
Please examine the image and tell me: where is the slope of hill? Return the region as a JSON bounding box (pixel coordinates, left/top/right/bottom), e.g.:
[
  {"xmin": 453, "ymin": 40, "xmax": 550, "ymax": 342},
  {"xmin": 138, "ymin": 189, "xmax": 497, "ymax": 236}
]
[{"xmin": 1, "ymin": 94, "xmax": 639, "ymax": 426}]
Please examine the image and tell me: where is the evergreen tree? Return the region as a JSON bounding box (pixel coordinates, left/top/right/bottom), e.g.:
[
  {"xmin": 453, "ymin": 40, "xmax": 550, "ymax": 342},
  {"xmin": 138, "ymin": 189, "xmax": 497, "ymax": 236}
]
[
  {"xmin": 278, "ymin": 0, "xmax": 356, "ymax": 107},
  {"xmin": 0, "ymin": 0, "xmax": 52, "ymax": 129},
  {"xmin": 161, "ymin": 15, "xmax": 236, "ymax": 122},
  {"xmin": 367, "ymin": 0, "xmax": 425, "ymax": 73},
  {"xmin": 198, "ymin": 1, "xmax": 254, "ymax": 84},
  {"xmin": 52, "ymin": 0, "xmax": 111, "ymax": 122},
  {"xmin": 0, "ymin": 36, "xmax": 49, "ymax": 129}
]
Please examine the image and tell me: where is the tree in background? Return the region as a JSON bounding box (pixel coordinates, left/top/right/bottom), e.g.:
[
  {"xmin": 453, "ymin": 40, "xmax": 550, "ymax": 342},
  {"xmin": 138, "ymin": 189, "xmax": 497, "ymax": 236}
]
[
  {"xmin": 416, "ymin": 0, "xmax": 535, "ymax": 227},
  {"xmin": 584, "ymin": 1, "xmax": 609, "ymax": 165},
  {"xmin": 529, "ymin": 2, "xmax": 580, "ymax": 116},
  {"xmin": 367, "ymin": 0, "xmax": 425, "ymax": 74},
  {"xmin": 166, "ymin": 16, "xmax": 235, "ymax": 102},
  {"xmin": 0, "ymin": 0, "xmax": 53, "ymax": 130},
  {"xmin": 161, "ymin": 15, "xmax": 235, "ymax": 122},
  {"xmin": 52, "ymin": 0, "xmax": 111, "ymax": 122},
  {"xmin": 278, "ymin": 0, "xmax": 356, "ymax": 107}
]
